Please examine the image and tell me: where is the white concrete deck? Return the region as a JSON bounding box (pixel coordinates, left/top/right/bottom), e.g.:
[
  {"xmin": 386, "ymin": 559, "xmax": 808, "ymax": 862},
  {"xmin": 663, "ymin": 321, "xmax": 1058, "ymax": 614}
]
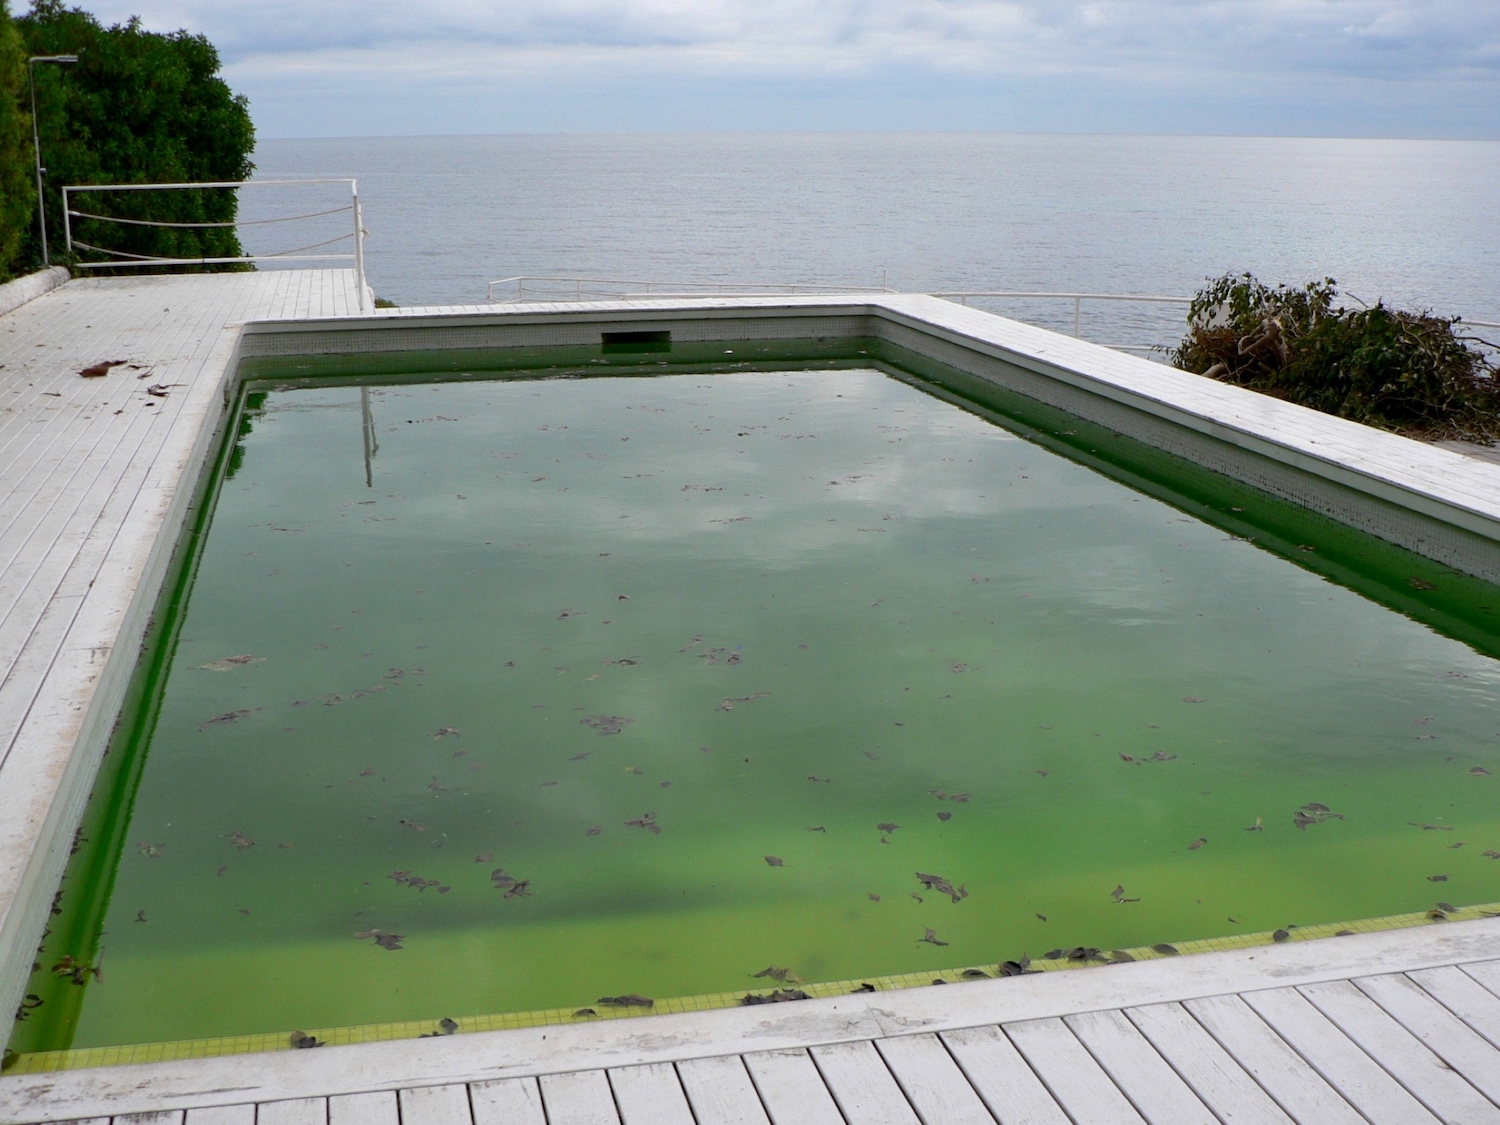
[{"xmin": 2, "ymin": 276, "xmax": 1500, "ymax": 1123}]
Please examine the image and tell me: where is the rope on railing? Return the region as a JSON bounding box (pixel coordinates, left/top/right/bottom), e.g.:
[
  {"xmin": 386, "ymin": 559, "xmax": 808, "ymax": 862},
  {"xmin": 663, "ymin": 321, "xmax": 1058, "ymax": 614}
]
[
  {"xmin": 73, "ymin": 229, "xmax": 353, "ymax": 262},
  {"xmin": 65, "ymin": 203, "xmax": 354, "ymax": 230}
]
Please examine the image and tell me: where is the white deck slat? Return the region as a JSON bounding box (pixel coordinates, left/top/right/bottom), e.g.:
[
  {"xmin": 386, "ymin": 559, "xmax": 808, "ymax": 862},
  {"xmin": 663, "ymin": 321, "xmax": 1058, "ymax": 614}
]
[
  {"xmin": 1409, "ymin": 965, "xmax": 1500, "ymax": 1051},
  {"xmin": 939, "ymin": 1024, "xmax": 1072, "ymax": 1125},
  {"xmin": 1181, "ymin": 994, "xmax": 1365, "ymax": 1125},
  {"xmin": 1354, "ymin": 972, "xmax": 1500, "ymax": 1104},
  {"xmin": 1004, "ymin": 1018, "xmax": 1148, "ymax": 1125},
  {"xmin": 252, "ymin": 1098, "xmax": 326, "ymax": 1125},
  {"xmin": 1458, "ymin": 957, "xmax": 1500, "ymax": 1003},
  {"xmin": 182, "ymin": 1107, "xmax": 254, "ymax": 1125},
  {"xmin": 114, "ymin": 1114, "xmax": 183, "ymax": 1125},
  {"xmin": 399, "ymin": 1084, "xmax": 474, "ymax": 1125},
  {"xmin": 675, "ymin": 1056, "xmax": 772, "ymax": 1125},
  {"xmin": 1125, "ymin": 1002, "xmax": 1295, "ymax": 1124},
  {"xmin": 607, "ymin": 1063, "xmax": 695, "ymax": 1125},
  {"xmin": 809, "ymin": 1040, "xmax": 921, "ymax": 1125},
  {"xmin": 468, "ymin": 1078, "xmax": 546, "ymax": 1125},
  {"xmin": 741, "ymin": 1049, "xmax": 847, "ymax": 1125},
  {"xmin": 1241, "ymin": 986, "xmax": 1441, "ymax": 1125},
  {"xmin": 1064, "ymin": 1007, "xmax": 1217, "ymax": 1124},
  {"xmin": 327, "ymin": 1091, "xmax": 397, "ymax": 1125},
  {"xmin": 875, "ymin": 1033, "xmax": 997, "ymax": 1124},
  {"xmin": 537, "ymin": 1070, "xmax": 620, "ymax": 1125},
  {"xmin": 1299, "ymin": 979, "xmax": 1500, "ymax": 1124}
]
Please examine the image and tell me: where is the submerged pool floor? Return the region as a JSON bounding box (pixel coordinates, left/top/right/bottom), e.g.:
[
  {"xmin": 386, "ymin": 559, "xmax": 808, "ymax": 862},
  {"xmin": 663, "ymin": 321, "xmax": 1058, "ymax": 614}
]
[{"xmin": 15, "ymin": 367, "xmax": 1500, "ymax": 1054}]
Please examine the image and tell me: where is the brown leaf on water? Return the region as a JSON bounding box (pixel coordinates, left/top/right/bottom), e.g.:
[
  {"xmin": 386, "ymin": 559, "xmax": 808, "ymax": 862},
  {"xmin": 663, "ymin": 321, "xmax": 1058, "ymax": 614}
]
[
  {"xmin": 199, "ymin": 654, "xmax": 260, "ymax": 672},
  {"xmin": 569, "ymin": 752, "xmax": 592, "ymax": 761},
  {"xmin": 224, "ymin": 832, "xmax": 255, "ymax": 851},
  {"xmin": 585, "ymin": 826, "xmax": 602, "ymax": 836},
  {"xmin": 1428, "ymin": 874, "xmax": 1449, "ymax": 882},
  {"xmin": 136, "ymin": 841, "xmax": 164, "ymax": 859},
  {"xmin": 877, "ymin": 822, "xmax": 899, "ymax": 833},
  {"xmin": 1273, "ymin": 929, "xmax": 1290, "ymax": 942},
  {"xmin": 868, "ymin": 893, "xmax": 881, "ymax": 902},
  {"xmin": 624, "ymin": 813, "xmax": 658, "ymax": 831},
  {"xmin": 1151, "ymin": 751, "xmax": 1177, "ymax": 761},
  {"xmin": 354, "ymin": 929, "xmax": 404, "ymax": 951},
  {"xmin": 1188, "ymin": 838, "xmax": 1207, "ymax": 850},
  {"xmin": 1409, "ymin": 822, "xmax": 1454, "ymax": 831},
  {"xmin": 764, "ymin": 856, "xmax": 783, "ymax": 867},
  {"xmin": 937, "ymin": 812, "xmax": 952, "ymax": 821},
  {"xmin": 199, "ymin": 708, "xmax": 256, "ymax": 731},
  {"xmin": 597, "ymin": 994, "xmax": 653, "ymax": 1007},
  {"xmin": 806, "ymin": 826, "xmax": 826, "ymax": 833},
  {"xmin": 582, "ymin": 714, "xmax": 634, "ymax": 736},
  {"xmin": 863, "ymin": 751, "xmax": 879, "ymax": 761},
  {"xmin": 474, "ymin": 853, "xmax": 493, "ymax": 863},
  {"xmin": 752, "ymin": 966, "xmax": 803, "ymax": 983},
  {"xmin": 1246, "ymin": 817, "xmax": 1263, "ymax": 832},
  {"xmin": 1470, "ymin": 766, "xmax": 1492, "ymax": 776},
  {"xmin": 919, "ymin": 928, "xmax": 949, "ymax": 946},
  {"xmin": 359, "ymin": 768, "xmax": 375, "ymax": 777},
  {"xmin": 434, "ymin": 727, "xmax": 460, "ymax": 738}
]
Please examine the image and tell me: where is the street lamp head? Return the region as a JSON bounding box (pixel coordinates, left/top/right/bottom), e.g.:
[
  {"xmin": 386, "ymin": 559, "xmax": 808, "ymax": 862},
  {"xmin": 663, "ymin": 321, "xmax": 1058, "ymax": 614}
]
[{"xmin": 30, "ymin": 54, "xmax": 79, "ymax": 64}]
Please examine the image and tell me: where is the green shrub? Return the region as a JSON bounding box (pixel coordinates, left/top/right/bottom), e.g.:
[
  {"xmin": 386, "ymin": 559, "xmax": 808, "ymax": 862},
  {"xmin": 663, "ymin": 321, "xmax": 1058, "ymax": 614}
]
[
  {"xmin": 1171, "ymin": 273, "xmax": 1500, "ymax": 441},
  {"xmin": 17, "ymin": 0, "xmax": 254, "ymax": 271},
  {"xmin": 0, "ymin": 1, "xmax": 35, "ymax": 280}
]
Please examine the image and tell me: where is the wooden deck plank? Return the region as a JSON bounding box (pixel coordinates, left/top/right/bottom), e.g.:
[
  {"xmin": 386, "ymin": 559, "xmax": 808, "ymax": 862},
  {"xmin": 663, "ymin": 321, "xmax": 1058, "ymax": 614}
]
[
  {"xmin": 1457, "ymin": 957, "xmax": 1500, "ymax": 1003},
  {"xmin": 1064, "ymin": 1007, "xmax": 1216, "ymax": 1124},
  {"xmin": 1298, "ymin": 979, "xmax": 1500, "ymax": 1124},
  {"xmin": 468, "ymin": 1078, "xmax": 546, "ymax": 1125},
  {"xmin": 675, "ymin": 1056, "xmax": 772, "ymax": 1125},
  {"xmin": 607, "ymin": 1063, "xmax": 695, "ymax": 1125},
  {"xmin": 1409, "ymin": 964, "xmax": 1500, "ymax": 1051},
  {"xmin": 399, "ymin": 1084, "xmax": 474, "ymax": 1125},
  {"xmin": 253, "ymin": 1099, "xmax": 326, "ymax": 1125},
  {"xmin": 1004, "ymin": 1017, "xmax": 1147, "ymax": 1125},
  {"xmin": 1354, "ymin": 972, "xmax": 1500, "ymax": 1104},
  {"xmin": 875, "ymin": 1032, "xmax": 998, "ymax": 1124},
  {"xmin": 1241, "ymin": 986, "xmax": 1441, "ymax": 1125},
  {"xmin": 741, "ymin": 1049, "xmax": 846, "ymax": 1125},
  {"xmin": 1126, "ymin": 1002, "xmax": 1294, "ymax": 1124},
  {"xmin": 182, "ymin": 1106, "xmax": 255, "ymax": 1125},
  {"xmin": 809, "ymin": 1039, "xmax": 921, "ymax": 1125},
  {"xmin": 941, "ymin": 1024, "xmax": 1071, "ymax": 1125},
  {"xmin": 327, "ymin": 1090, "xmax": 397, "ymax": 1125},
  {"xmin": 1181, "ymin": 994, "xmax": 1364, "ymax": 1125},
  {"xmin": 537, "ymin": 1070, "xmax": 621, "ymax": 1125}
]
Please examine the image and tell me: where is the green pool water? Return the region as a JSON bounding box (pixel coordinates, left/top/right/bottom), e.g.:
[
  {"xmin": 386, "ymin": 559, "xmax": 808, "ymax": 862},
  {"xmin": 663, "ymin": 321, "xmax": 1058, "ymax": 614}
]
[{"xmin": 14, "ymin": 360, "xmax": 1500, "ymax": 1055}]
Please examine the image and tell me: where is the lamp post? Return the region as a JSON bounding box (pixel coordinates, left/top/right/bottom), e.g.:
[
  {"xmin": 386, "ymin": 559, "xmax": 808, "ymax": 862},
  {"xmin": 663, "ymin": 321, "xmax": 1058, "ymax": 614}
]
[{"xmin": 28, "ymin": 54, "xmax": 78, "ymax": 267}]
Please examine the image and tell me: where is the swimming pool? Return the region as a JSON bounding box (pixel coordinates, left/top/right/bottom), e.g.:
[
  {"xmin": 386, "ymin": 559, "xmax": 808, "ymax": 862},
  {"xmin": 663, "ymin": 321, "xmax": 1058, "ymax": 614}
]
[{"xmin": 10, "ymin": 339, "xmax": 1500, "ymax": 1069}]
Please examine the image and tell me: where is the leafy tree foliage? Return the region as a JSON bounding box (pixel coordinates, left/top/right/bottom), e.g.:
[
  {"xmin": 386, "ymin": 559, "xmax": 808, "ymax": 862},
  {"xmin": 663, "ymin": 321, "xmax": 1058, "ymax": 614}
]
[
  {"xmin": 16, "ymin": 0, "xmax": 254, "ymax": 271},
  {"xmin": 1171, "ymin": 273, "xmax": 1500, "ymax": 441},
  {"xmin": 0, "ymin": 1, "xmax": 35, "ymax": 280}
]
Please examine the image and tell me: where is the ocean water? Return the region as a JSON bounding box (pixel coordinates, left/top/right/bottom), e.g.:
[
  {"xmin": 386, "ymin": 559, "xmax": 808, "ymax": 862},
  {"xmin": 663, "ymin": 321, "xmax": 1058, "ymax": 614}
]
[{"xmin": 241, "ymin": 134, "xmax": 1500, "ymax": 342}]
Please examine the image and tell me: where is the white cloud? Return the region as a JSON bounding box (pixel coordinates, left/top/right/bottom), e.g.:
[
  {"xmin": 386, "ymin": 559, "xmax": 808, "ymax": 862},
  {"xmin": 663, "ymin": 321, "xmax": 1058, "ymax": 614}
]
[{"xmin": 58, "ymin": 0, "xmax": 1500, "ymax": 135}]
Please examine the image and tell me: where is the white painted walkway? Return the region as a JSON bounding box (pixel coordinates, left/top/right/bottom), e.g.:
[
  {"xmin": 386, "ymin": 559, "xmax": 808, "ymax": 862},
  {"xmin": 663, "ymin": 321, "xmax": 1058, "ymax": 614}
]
[
  {"xmin": 1, "ymin": 275, "xmax": 1500, "ymax": 1123},
  {"xmin": 10, "ymin": 917, "xmax": 1500, "ymax": 1124}
]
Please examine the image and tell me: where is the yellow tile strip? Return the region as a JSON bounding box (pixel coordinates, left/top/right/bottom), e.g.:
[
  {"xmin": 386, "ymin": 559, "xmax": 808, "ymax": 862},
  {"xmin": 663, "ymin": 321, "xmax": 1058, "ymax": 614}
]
[{"xmin": 12, "ymin": 900, "xmax": 1495, "ymax": 1074}]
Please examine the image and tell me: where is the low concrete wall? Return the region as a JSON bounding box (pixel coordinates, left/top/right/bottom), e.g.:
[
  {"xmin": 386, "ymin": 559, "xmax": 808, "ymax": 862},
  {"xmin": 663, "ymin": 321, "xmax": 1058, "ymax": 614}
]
[
  {"xmin": 236, "ymin": 294, "xmax": 1500, "ymax": 584},
  {"xmin": 0, "ymin": 268, "xmax": 69, "ymax": 320}
]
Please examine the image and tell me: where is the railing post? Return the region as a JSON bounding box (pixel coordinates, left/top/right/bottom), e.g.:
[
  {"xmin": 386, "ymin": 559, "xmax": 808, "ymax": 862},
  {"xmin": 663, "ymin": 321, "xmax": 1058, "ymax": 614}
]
[
  {"xmin": 1073, "ymin": 296, "xmax": 1082, "ymax": 337},
  {"xmin": 62, "ymin": 187, "xmax": 71, "ymax": 256},
  {"xmin": 351, "ymin": 182, "xmax": 368, "ymax": 312}
]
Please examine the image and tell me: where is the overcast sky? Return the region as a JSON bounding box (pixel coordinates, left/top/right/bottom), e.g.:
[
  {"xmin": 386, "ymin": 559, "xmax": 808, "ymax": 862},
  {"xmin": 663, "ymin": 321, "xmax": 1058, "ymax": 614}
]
[{"xmin": 75, "ymin": 0, "xmax": 1500, "ymax": 138}]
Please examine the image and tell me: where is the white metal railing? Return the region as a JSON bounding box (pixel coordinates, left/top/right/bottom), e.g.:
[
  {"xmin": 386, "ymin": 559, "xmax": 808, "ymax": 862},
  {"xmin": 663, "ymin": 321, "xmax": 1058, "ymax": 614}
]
[
  {"xmin": 486, "ymin": 275, "xmax": 892, "ymax": 304},
  {"xmin": 63, "ymin": 179, "xmax": 368, "ymax": 311},
  {"xmin": 933, "ymin": 290, "xmax": 1193, "ymax": 353}
]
